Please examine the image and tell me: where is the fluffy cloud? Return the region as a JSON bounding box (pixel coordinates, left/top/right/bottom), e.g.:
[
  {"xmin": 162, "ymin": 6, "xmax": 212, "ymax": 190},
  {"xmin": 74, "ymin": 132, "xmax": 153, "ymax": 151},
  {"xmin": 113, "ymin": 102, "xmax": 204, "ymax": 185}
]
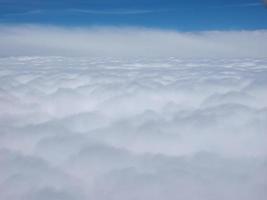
[
  {"xmin": 0, "ymin": 25, "xmax": 267, "ymax": 58},
  {"xmin": 0, "ymin": 56, "xmax": 267, "ymax": 200}
]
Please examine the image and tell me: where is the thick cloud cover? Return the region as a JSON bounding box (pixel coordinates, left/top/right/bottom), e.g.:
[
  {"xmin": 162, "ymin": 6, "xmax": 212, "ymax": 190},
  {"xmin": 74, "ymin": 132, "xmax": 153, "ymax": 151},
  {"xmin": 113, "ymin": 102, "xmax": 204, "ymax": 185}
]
[
  {"xmin": 0, "ymin": 25, "xmax": 267, "ymax": 58},
  {"xmin": 0, "ymin": 56, "xmax": 267, "ymax": 200}
]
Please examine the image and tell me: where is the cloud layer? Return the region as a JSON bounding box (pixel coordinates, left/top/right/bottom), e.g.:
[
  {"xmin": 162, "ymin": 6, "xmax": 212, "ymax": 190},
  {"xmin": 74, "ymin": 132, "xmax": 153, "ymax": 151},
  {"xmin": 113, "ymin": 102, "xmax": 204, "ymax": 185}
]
[
  {"xmin": 0, "ymin": 25, "xmax": 267, "ymax": 58},
  {"xmin": 0, "ymin": 56, "xmax": 267, "ymax": 200}
]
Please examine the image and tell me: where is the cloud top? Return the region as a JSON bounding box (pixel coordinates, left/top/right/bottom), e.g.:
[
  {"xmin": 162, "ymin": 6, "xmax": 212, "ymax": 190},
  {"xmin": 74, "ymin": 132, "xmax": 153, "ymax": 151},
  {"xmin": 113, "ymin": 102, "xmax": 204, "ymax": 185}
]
[
  {"xmin": 0, "ymin": 56, "xmax": 267, "ymax": 200},
  {"xmin": 0, "ymin": 25, "xmax": 267, "ymax": 58}
]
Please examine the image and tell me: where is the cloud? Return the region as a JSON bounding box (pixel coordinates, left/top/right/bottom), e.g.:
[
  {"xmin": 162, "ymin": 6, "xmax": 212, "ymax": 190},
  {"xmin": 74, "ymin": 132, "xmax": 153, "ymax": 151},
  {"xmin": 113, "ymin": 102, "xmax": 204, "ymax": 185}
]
[
  {"xmin": 220, "ymin": 3, "xmax": 263, "ymax": 8},
  {"xmin": 0, "ymin": 149, "xmax": 83, "ymax": 200},
  {"xmin": 0, "ymin": 25, "xmax": 267, "ymax": 58},
  {"xmin": 0, "ymin": 56, "xmax": 267, "ymax": 199},
  {"xmin": 1, "ymin": 8, "xmax": 160, "ymax": 19},
  {"xmin": 68, "ymin": 8, "xmax": 161, "ymax": 15}
]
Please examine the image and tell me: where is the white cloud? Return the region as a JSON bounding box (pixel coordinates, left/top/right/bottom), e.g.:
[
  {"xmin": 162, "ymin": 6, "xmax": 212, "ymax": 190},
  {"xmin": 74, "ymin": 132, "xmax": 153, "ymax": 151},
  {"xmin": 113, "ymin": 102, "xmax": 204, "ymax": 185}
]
[
  {"xmin": 0, "ymin": 25, "xmax": 267, "ymax": 58},
  {"xmin": 0, "ymin": 56, "xmax": 267, "ymax": 200},
  {"xmin": 1, "ymin": 8, "xmax": 160, "ymax": 19}
]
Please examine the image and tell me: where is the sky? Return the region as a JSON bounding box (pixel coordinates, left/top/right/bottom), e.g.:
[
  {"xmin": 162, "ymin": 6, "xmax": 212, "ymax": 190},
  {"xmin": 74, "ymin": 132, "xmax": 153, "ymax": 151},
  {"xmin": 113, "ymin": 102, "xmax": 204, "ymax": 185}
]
[
  {"xmin": 1, "ymin": 1, "xmax": 267, "ymax": 200},
  {"xmin": 1, "ymin": 0, "xmax": 267, "ymax": 58},
  {"xmin": 0, "ymin": 0, "xmax": 267, "ymax": 30}
]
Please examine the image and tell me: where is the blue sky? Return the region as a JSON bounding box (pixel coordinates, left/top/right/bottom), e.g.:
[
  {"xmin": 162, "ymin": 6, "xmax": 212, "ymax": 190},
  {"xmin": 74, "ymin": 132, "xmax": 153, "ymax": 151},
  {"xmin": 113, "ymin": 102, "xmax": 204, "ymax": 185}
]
[{"xmin": 0, "ymin": 0, "xmax": 267, "ymax": 30}]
